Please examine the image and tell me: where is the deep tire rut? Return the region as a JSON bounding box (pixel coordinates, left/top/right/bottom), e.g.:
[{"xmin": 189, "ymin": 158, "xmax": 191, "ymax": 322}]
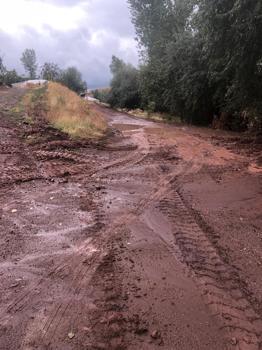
[{"xmin": 157, "ymin": 189, "xmax": 262, "ymax": 350}]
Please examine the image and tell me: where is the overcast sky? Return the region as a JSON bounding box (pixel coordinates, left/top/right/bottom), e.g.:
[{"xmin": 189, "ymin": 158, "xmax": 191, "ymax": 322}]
[{"xmin": 0, "ymin": 0, "xmax": 139, "ymax": 88}]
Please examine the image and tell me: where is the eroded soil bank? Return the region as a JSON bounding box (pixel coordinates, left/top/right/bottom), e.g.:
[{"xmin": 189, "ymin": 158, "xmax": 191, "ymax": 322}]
[{"xmin": 0, "ymin": 87, "xmax": 261, "ymax": 350}]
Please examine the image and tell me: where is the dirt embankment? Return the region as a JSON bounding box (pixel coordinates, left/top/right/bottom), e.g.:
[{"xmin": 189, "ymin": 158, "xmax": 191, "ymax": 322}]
[{"xmin": 0, "ymin": 87, "xmax": 261, "ymax": 350}]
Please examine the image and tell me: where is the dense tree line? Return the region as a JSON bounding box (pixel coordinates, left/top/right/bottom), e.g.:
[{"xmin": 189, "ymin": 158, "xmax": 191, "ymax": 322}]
[
  {"xmin": 0, "ymin": 49, "xmax": 87, "ymax": 94},
  {"xmin": 107, "ymin": 0, "xmax": 262, "ymax": 131}
]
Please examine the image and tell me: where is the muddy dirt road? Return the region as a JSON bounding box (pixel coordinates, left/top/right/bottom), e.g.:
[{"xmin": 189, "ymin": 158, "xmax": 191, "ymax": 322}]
[{"xmin": 0, "ymin": 87, "xmax": 262, "ymax": 350}]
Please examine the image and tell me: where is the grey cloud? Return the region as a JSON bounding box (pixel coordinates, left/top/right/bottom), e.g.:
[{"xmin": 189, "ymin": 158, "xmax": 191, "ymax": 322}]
[
  {"xmin": 0, "ymin": 0, "xmax": 138, "ymax": 88},
  {"xmin": 34, "ymin": 0, "xmax": 86, "ymax": 6},
  {"xmin": 87, "ymin": 0, "xmax": 134, "ymax": 36}
]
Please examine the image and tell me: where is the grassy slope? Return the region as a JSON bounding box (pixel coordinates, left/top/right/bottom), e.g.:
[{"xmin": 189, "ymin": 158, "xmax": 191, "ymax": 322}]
[
  {"xmin": 19, "ymin": 82, "xmax": 107, "ymax": 139},
  {"xmin": 47, "ymin": 82, "xmax": 106, "ymax": 138}
]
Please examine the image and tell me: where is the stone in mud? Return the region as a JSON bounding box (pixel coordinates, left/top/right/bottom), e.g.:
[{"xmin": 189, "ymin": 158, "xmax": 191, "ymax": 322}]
[
  {"xmin": 151, "ymin": 330, "xmax": 161, "ymax": 339},
  {"xmin": 68, "ymin": 332, "xmax": 75, "ymax": 339}
]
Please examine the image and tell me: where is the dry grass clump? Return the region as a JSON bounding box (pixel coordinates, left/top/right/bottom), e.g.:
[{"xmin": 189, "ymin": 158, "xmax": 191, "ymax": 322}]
[{"xmin": 46, "ymin": 82, "xmax": 106, "ymax": 138}]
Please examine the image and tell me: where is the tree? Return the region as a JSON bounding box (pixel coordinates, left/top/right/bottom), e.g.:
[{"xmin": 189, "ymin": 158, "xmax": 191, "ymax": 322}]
[
  {"xmin": 41, "ymin": 62, "xmax": 62, "ymax": 81},
  {"xmin": 0, "ymin": 56, "xmax": 23, "ymax": 85},
  {"xmin": 129, "ymin": 0, "xmax": 192, "ymax": 58},
  {"xmin": 128, "ymin": 0, "xmax": 262, "ymax": 130},
  {"xmin": 21, "ymin": 49, "xmax": 38, "ymax": 79},
  {"xmin": 41, "ymin": 63, "xmax": 87, "ymax": 93},
  {"xmin": 128, "ymin": 0, "xmax": 200, "ymax": 119},
  {"xmin": 108, "ymin": 56, "xmax": 141, "ymax": 109},
  {"xmin": 0, "ymin": 57, "xmax": 5, "ymax": 74},
  {"xmin": 4, "ymin": 69, "xmax": 24, "ymax": 85},
  {"xmin": 197, "ymin": 0, "xmax": 262, "ymax": 114},
  {"xmin": 0, "ymin": 56, "xmax": 6, "ymax": 84},
  {"xmin": 60, "ymin": 67, "xmax": 87, "ymax": 93}
]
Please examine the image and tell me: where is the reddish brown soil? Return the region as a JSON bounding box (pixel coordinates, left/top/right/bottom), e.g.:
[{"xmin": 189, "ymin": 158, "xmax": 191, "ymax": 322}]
[{"xmin": 0, "ymin": 88, "xmax": 261, "ymax": 350}]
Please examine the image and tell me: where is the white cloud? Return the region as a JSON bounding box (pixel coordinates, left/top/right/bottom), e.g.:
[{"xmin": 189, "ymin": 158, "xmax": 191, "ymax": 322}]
[
  {"xmin": 0, "ymin": 0, "xmax": 139, "ymax": 88},
  {"xmin": 0, "ymin": 0, "xmax": 86, "ymax": 35},
  {"xmin": 89, "ymin": 30, "xmax": 109, "ymax": 47}
]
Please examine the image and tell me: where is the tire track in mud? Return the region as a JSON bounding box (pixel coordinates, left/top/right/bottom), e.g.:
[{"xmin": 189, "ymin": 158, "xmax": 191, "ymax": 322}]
[
  {"xmin": 5, "ymin": 239, "xmax": 93, "ymax": 314},
  {"xmin": 6, "ymin": 235, "xmax": 104, "ymax": 349},
  {"xmin": 81, "ymin": 119, "xmax": 262, "ymax": 349},
  {"xmin": 0, "ymin": 94, "xmax": 154, "ymax": 348},
  {"xmin": 3, "ymin": 199, "xmax": 103, "ymax": 313},
  {"xmin": 132, "ymin": 129, "xmax": 262, "ymax": 348},
  {"xmin": 2, "ymin": 99, "xmax": 261, "ymax": 349},
  {"xmin": 38, "ymin": 249, "xmax": 100, "ymax": 347},
  {"xmin": 4, "ymin": 200, "xmax": 135, "ymax": 348},
  {"xmin": 156, "ymin": 189, "xmax": 262, "ymax": 350},
  {"xmin": 33, "ymin": 218, "xmax": 134, "ymax": 348},
  {"xmin": 1, "ymin": 130, "xmax": 147, "ymax": 343}
]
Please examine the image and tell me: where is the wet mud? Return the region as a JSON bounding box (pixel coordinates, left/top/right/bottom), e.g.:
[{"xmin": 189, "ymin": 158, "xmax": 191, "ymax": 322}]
[{"xmin": 0, "ymin": 88, "xmax": 261, "ymax": 349}]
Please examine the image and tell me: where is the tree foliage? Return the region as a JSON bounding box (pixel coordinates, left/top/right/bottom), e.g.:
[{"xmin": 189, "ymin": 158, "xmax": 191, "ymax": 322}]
[
  {"xmin": 41, "ymin": 63, "xmax": 87, "ymax": 94},
  {"xmin": 21, "ymin": 49, "xmax": 38, "ymax": 79},
  {"xmin": 0, "ymin": 56, "xmax": 6, "ymax": 85},
  {"xmin": 41, "ymin": 62, "xmax": 62, "ymax": 81},
  {"xmin": 60, "ymin": 67, "xmax": 87, "ymax": 94},
  {"xmin": 108, "ymin": 56, "xmax": 141, "ymax": 109},
  {"xmin": 4, "ymin": 70, "xmax": 24, "ymax": 85},
  {"xmin": 198, "ymin": 1, "xmax": 262, "ymax": 116},
  {"xmin": 0, "ymin": 56, "xmax": 24, "ymax": 86},
  {"xmin": 0, "ymin": 57, "xmax": 5, "ymax": 75},
  {"xmin": 127, "ymin": 0, "xmax": 262, "ymax": 130}
]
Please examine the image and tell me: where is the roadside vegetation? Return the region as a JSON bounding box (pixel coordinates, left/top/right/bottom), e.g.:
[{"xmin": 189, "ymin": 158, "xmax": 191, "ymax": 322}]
[
  {"xmin": 19, "ymin": 82, "xmax": 106, "ymax": 139},
  {"xmin": 96, "ymin": 1, "xmax": 262, "ymax": 133}
]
